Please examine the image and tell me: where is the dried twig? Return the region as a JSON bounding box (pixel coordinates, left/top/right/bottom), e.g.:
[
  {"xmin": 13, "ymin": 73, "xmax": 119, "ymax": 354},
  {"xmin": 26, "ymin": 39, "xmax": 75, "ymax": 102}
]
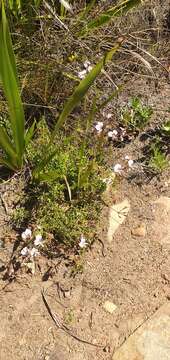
[
  {"xmin": 43, "ymin": 0, "xmax": 69, "ymax": 31},
  {"xmin": 41, "ymin": 289, "xmax": 104, "ymax": 348}
]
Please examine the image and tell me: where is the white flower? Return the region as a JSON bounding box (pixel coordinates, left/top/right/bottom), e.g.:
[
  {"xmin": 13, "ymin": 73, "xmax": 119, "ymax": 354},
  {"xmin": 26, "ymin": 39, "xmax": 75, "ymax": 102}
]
[
  {"xmin": 79, "ymin": 235, "xmax": 88, "ymax": 249},
  {"xmin": 34, "ymin": 234, "xmax": 43, "ymax": 246},
  {"xmin": 120, "ymin": 127, "xmax": 126, "ymax": 136},
  {"xmin": 21, "ymin": 228, "xmax": 32, "ymax": 241},
  {"xmin": 87, "ymin": 65, "xmax": 93, "ymax": 72},
  {"xmin": 108, "ymin": 129, "xmax": 118, "ymax": 138},
  {"xmin": 78, "ymin": 69, "xmax": 87, "ymax": 79},
  {"xmin": 106, "ymin": 113, "xmax": 112, "ymax": 119},
  {"xmin": 128, "ymin": 159, "xmax": 134, "ymax": 168},
  {"xmin": 108, "ymin": 131, "xmax": 114, "ymax": 138},
  {"xmin": 113, "ymin": 164, "xmax": 122, "ymax": 174},
  {"xmin": 84, "ymin": 60, "xmax": 91, "ymax": 69},
  {"xmin": 94, "ymin": 121, "xmax": 103, "ymax": 133},
  {"xmin": 21, "ymin": 247, "xmax": 29, "ymax": 256},
  {"xmin": 29, "ymin": 248, "xmax": 39, "ymax": 257},
  {"xmin": 59, "ymin": 0, "xmax": 72, "ymax": 11},
  {"xmin": 112, "ymin": 130, "xmax": 118, "ymax": 136}
]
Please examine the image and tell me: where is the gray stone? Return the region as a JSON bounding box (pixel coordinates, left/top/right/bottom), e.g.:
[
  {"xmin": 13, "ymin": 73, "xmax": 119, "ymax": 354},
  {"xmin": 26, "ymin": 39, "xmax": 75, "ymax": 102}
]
[{"xmin": 112, "ymin": 302, "xmax": 170, "ymax": 360}]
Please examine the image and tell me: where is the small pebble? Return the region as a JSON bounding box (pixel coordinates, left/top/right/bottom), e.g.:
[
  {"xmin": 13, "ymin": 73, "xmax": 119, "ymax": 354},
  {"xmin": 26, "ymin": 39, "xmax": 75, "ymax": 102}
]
[
  {"xmin": 131, "ymin": 223, "xmax": 146, "ymax": 237},
  {"xmin": 103, "ymin": 301, "xmax": 117, "ymax": 314}
]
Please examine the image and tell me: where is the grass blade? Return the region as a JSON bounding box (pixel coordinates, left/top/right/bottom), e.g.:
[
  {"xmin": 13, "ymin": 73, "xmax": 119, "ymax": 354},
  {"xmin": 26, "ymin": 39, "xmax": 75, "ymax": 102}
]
[{"xmin": 80, "ymin": 0, "xmax": 141, "ymax": 35}]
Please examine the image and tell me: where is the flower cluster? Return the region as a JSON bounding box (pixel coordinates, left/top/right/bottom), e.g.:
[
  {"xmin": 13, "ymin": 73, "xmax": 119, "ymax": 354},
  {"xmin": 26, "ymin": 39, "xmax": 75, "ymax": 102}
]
[
  {"xmin": 78, "ymin": 60, "xmax": 93, "ymax": 79},
  {"xmin": 107, "ymin": 127, "xmax": 128, "ymax": 142},
  {"xmin": 113, "ymin": 156, "xmax": 134, "ymax": 175},
  {"xmin": 21, "ymin": 228, "xmax": 43, "ymax": 258}
]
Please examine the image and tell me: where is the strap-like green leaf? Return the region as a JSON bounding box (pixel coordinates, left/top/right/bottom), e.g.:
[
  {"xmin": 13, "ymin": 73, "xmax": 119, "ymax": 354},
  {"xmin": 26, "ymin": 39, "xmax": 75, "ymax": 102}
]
[{"xmin": 0, "ymin": 1, "xmax": 25, "ymax": 164}]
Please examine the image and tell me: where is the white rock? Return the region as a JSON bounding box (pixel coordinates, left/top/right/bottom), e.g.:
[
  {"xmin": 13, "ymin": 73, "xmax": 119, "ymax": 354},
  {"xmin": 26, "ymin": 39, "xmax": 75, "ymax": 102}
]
[{"xmin": 103, "ymin": 301, "xmax": 117, "ymax": 314}]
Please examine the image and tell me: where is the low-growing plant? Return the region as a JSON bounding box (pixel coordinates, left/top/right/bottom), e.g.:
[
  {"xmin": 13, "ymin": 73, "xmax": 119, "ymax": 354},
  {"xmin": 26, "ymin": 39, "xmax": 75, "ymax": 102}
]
[
  {"xmin": 64, "ymin": 308, "xmax": 75, "ymax": 325},
  {"xmin": 14, "ymin": 119, "xmax": 107, "ymax": 246},
  {"xmin": 162, "ymin": 120, "xmax": 170, "ymax": 135},
  {"xmin": 149, "ymin": 143, "xmax": 169, "ymax": 172},
  {"xmin": 121, "ymin": 97, "xmax": 153, "ymax": 130}
]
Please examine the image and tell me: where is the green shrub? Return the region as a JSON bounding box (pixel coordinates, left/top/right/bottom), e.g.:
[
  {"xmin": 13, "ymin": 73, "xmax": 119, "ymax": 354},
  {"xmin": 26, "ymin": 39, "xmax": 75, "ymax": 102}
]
[{"xmin": 17, "ymin": 120, "xmax": 107, "ymax": 246}]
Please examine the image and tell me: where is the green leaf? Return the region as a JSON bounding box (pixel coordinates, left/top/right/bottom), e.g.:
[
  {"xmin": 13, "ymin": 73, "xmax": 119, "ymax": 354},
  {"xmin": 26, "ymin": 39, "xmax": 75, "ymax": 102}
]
[
  {"xmin": 0, "ymin": 126, "xmax": 17, "ymax": 164},
  {"xmin": 80, "ymin": 0, "xmax": 142, "ymax": 35},
  {"xmin": 162, "ymin": 121, "xmax": 170, "ymax": 134},
  {"xmin": 0, "ymin": 126, "xmax": 19, "ymax": 169},
  {"xmin": 24, "ymin": 120, "xmax": 36, "ymax": 147},
  {"xmin": 0, "ymin": 155, "xmax": 16, "ymax": 170}
]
